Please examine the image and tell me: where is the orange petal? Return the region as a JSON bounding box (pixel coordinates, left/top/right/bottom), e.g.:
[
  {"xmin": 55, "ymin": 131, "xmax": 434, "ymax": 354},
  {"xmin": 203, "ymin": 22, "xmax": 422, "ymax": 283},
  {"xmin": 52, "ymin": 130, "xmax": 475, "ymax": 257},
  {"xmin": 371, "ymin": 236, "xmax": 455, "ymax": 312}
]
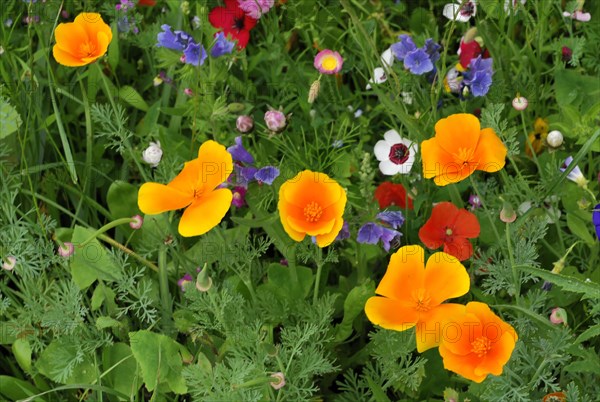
[
  {"xmin": 178, "ymin": 188, "xmax": 232, "ymax": 237},
  {"xmin": 439, "ymin": 345, "xmax": 487, "ymax": 383},
  {"xmin": 433, "ymin": 164, "xmax": 477, "ymax": 186},
  {"xmin": 138, "ymin": 183, "xmax": 193, "ymax": 215},
  {"xmin": 95, "ymin": 31, "xmax": 111, "ymax": 57},
  {"xmin": 315, "ymin": 217, "xmax": 344, "ymax": 248},
  {"xmin": 74, "ymin": 13, "xmax": 111, "ymax": 43},
  {"xmin": 434, "ymin": 113, "xmax": 481, "ymax": 155},
  {"xmin": 168, "ymin": 159, "xmax": 202, "ymax": 194},
  {"xmin": 474, "ymin": 331, "xmax": 516, "ymax": 377},
  {"xmin": 196, "ymin": 140, "xmax": 234, "ymax": 191},
  {"xmin": 364, "ymin": 296, "xmax": 418, "ymax": 331},
  {"xmin": 287, "ymin": 215, "xmax": 336, "ymax": 236},
  {"xmin": 416, "ymin": 303, "xmax": 466, "ymax": 352},
  {"xmin": 424, "ymin": 252, "xmax": 470, "ymax": 305},
  {"xmin": 52, "ymin": 45, "xmax": 87, "ymax": 67},
  {"xmin": 474, "ymin": 128, "xmax": 507, "ymax": 173},
  {"xmin": 421, "ymin": 138, "xmax": 475, "ymax": 185},
  {"xmin": 443, "ymin": 236, "xmax": 474, "ymax": 261},
  {"xmin": 452, "ymin": 209, "xmax": 480, "ymax": 238},
  {"xmin": 375, "ymin": 245, "xmax": 425, "ymax": 302},
  {"xmin": 54, "ymin": 21, "xmax": 86, "ymax": 53},
  {"xmin": 281, "ymin": 170, "xmax": 344, "ymax": 210}
]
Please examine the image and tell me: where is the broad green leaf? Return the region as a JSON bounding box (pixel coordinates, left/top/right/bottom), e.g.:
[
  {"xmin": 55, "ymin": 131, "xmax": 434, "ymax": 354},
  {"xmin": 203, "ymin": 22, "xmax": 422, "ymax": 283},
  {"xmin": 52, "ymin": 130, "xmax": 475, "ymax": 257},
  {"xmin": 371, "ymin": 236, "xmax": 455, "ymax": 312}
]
[
  {"xmin": 335, "ymin": 280, "xmax": 375, "ymax": 342},
  {"xmin": 519, "ymin": 265, "xmax": 600, "ymax": 299},
  {"xmin": 575, "ymin": 323, "xmax": 600, "ymax": 344},
  {"xmin": 70, "ymin": 225, "xmax": 123, "ymax": 290},
  {"xmin": 102, "ymin": 343, "xmax": 141, "ymax": 398},
  {"xmin": 36, "ymin": 339, "xmax": 96, "ymax": 384},
  {"xmin": 118, "ymin": 85, "xmax": 148, "ymax": 112},
  {"xmin": 91, "ymin": 282, "xmax": 117, "ymax": 312},
  {"xmin": 129, "ymin": 330, "xmax": 187, "ymax": 394},
  {"xmin": 260, "ymin": 263, "xmax": 314, "ymax": 302},
  {"xmin": 0, "ymin": 96, "xmax": 22, "ymax": 138},
  {"xmin": 12, "ymin": 338, "xmax": 32, "ymax": 373},
  {"xmin": 108, "ymin": 22, "xmax": 119, "ymax": 71},
  {"xmin": 96, "ymin": 316, "xmax": 121, "ymax": 330},
  {"xmin": 566, "ymin": 212, "xmax": 595, "ymax": 245},
  {"xmin": 0, "ymin": 375, "xmax": 43, "ymax": 401}
]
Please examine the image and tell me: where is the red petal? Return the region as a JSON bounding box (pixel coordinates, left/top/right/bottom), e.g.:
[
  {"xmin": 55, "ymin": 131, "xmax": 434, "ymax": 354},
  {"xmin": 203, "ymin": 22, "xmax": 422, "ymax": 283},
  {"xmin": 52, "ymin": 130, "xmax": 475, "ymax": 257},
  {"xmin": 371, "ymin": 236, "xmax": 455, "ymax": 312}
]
[
  {"xmin": 443, "ymin": 236, "xmax": 474, "ymax": 261},
  {"xmin": 452, "ymin": 209, "xmax": 480, "ymax": 238},
  {"xmin": 208, "ymin": 6, "xmax": 234, "ymax": 30},
  {"xmin": 244, "ymin": 15, "xmax": 258, "ymax": 31},
  {"xmin": 234, "ymin": 29, "xmax": 250, "ymax": 49},
  {"xmin": 137, "ymin": 0, "xmax": 156, "ymax": 6},
  {"xmin": 374, "ymin": 182, "xmax": 413, "ymax": 210},
  {"xmin": 418, "ymin": 202, "xmax": 458, "ymax": 250},
  {"xmin": 459, "ymin": 41, "xmax": 482, "ymax": 69}
]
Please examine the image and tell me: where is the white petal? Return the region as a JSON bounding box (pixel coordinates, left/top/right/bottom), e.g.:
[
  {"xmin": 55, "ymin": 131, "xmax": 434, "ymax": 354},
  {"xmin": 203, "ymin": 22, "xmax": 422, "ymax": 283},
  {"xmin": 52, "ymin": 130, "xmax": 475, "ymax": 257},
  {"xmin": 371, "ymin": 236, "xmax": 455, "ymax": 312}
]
[
  {"xmin": 574, "ymin": 11, "xmax": 591, "ymax": 22},
  {"xmin": 383, "ymin": 129, "xmax": 402, "ymax": 145},
  {"xmin": 400, "ymin": 138, "xmax": 417, "ymax": 152},
  {"xmin": 396, "ymin": 161, "xmax": 414, "ymax": 174},
  {"xmin": 381, "ymin": 48, "xmax": 394, "ymax": 68},
  {"xmin": 374, "ymin": 140, "xmax": 391, "ymax": 161},
  {"xmin": 443, "ymin": 3, "xmax": 461, "ymax": 20},
  {"xmin": 366, "ymin": 81, "xmax": 373, "ymax": 90},
  {"xmin": 373, "ymin": 67, "xmax": 387, "ymax": 84},
  {"xmin": 379, "ymin": 160, "xmax": 400, "ymax": 176},
  {"xmin": 562, "ymin": 11, "xmax": 572, "ymax": 17}
]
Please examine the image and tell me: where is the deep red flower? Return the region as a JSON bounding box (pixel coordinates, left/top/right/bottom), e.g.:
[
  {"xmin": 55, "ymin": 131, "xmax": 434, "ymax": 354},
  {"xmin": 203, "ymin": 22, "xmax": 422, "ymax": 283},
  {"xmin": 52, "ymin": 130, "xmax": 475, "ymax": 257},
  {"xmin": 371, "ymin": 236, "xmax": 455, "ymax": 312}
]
[
  {"xmin": 561, "ymin": 46, "xmax": 573, "ymax": 62},
  {"xmin": 418, "ymin": 202, "xmax": 480, "ymax": 261},
  {"xmin": 459, "ymin": 39, "xmax": 482, "ymax": 69},
  {"xmin": 208, "ymin": 0, "xmax": 257, "ymax": 49},
  {"xmin": 137, "ymin": 0, "xmax": 156, "ymax": 6},
  {"xmin": 374, "ymin": 182, "xmax": 413, "ymax": 210}
]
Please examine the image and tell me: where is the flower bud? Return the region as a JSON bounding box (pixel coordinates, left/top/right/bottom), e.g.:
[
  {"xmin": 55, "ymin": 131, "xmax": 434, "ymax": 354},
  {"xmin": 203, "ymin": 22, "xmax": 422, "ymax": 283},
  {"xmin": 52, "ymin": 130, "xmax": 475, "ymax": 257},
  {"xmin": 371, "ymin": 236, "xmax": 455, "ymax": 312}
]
[
  {"xmin": 142, "ymin": 141, "xmax": 163, "ymax": 167},
  {"xmin": 512, "ymin": 96, "xmax": 528, "ymax": 111},
  {"xmin": 500, "ymin": 201, "xmax": 517, "ymax": 223},
  {"xmin": 236, "ymin": 115, "xmax": 254, "ymax": 133},
  {"xmin": 228, "ymin": 103, "xmax": 246, "ymax": 113},
  {"xmin": 130, "ymin": 215, "xmax": 143, "ymax": 230},
  {"xmin": 307, "ymin": 79, "xmax": 321, "ymax": 104},
  {"xmin": 549, "ymin": 307, "xmax": 567, "ymax": 325},
  {"xmin": 270, "ymin": 372, "xmax": 286, "ymax": 390},
  {"xmin": 264, "ymin": 109, "xmax": 287, "ymax": 132},
  {"xmin": 546, "ymin": 130, "xmax": 563, "ymax": 148},
  {"xmin": 184, "ymin": 88, "xmax": 193, "ymax": 96},
  {"xmin": 2, "ymin": 256, "xmax": 16, "ymax": 271},
  {"xmin": 178, "ymin": 274, "xmax": 193, "ymax": 292},
  {"xmin": 561, "ymin": 46, "xmax": 572, "ymax": 62},
  {"xmin": 196, "ymin": 264, "xmax": 212, "ymax": 292},
  {"xmin": 58, "ymin": 242, "xmax": 75, "ymax": 258}
]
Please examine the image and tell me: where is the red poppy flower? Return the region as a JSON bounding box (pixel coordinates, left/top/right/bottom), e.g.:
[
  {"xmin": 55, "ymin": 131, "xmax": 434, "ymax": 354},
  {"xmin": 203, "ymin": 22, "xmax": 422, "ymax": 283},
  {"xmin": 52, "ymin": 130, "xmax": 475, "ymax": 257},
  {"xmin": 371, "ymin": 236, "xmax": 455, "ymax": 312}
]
[
  {"xmin": 374, "ymin": 182, "xmax": 413, "ymax": 210},
  {"xmin": 418, "ymin": 202, "xmax": 480, "ymax": 261},
  {"xmin": 208, "ymin": 0, "xmax": 257, "ymax": 49},
  {"xmin": 138, "ymin": 0, "xmax": 156, "ymax": 6}
]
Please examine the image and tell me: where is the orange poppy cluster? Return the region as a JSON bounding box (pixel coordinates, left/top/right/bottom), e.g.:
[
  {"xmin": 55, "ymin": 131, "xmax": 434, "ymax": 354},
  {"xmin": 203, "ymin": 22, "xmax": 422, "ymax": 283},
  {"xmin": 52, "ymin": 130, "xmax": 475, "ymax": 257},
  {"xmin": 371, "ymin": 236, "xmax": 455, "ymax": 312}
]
[{"xmin": 365, "ymin": 246, "xmax": 518, "ymax": 383}]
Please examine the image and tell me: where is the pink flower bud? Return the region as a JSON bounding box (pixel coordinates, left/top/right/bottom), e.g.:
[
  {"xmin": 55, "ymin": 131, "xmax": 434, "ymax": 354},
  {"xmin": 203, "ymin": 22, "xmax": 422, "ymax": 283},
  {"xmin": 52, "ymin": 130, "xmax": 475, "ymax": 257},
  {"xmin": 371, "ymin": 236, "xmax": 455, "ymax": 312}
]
[
  {"xmin": 264, "ymin": 110, "xmax": 287, "ymax": 132},
  {"xmin": 2, "ymin": 256, "xmax": 16, "ymax": 271},
  {"xmin": 184, "ymin": 88, "xmax": 193, "ymax": 96},
  {"xmin": 58, "ymin": 242, "xmax": 75, "ymax": 258},
  {"xmin": 236, "ymin": 115, "xmax": 254, "ymax": 133},
  {"xmin": 130, "ymin": 215, "xmax": 143, "ymax": 230},
  {"xmin": 512, "ymin": 96, "xmax": 528, "ymax": 111},
  {"xmin": 500, "ymin": 201, "xmax": 517, "ymax": 223},
  {"xmin": 270, "ymin": 372, "xmax": 286, "ymax": 390},
  {"xmin": 550, "ymin": 307, "xmax": 567, "ymax": 325}
]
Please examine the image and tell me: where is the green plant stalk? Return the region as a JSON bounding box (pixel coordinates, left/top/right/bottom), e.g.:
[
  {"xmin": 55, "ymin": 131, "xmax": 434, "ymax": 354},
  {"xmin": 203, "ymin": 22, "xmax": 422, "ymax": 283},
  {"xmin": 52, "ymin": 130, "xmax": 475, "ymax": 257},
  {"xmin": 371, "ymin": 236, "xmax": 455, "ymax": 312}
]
[
  {"xmin": 78, "ymin": 217, "xmax": 136, "ymax": 247},
  {"xmin": 313, "ymin": 247, "xmax": 324, "ymax": 305},
  {"xmin": 97, "ymin": 234, "xmax": 159, "ymax": 273},
  {"xmin": 469, "ymin": 176, "xmax": 502, "ymax": 243},
  {"xmin": 505, "ymin": 223, "xmax": 520, "ymax": 299},
  {"xmin": 158, "ymin": 246, "xmax": 174, "ymax": 336},
  {"xmin": 233, "ymin": 376, "xmax": 281, "ymax": 389}
]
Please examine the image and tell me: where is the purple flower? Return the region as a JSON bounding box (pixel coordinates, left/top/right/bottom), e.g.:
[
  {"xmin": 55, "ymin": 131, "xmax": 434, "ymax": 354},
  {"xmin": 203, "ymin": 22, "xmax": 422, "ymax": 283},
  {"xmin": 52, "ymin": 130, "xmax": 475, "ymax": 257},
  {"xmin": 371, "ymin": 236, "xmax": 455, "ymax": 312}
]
[
  {"xmin": 376, "ymin": 211, "xmax": 405, "ymax": 229},
  {"xmin": 177, "ymin": 273, "xmax": 194, "ymax": 292},
  {"xmin": 592, "ymin": 203, "xmax": 600, "ymax": 240},
  {"xmin": 183, "ymin": 42, "xmax": 207, "ymax": 66},
  {"xmin": 404, "ymin": 48, "xmax": 434, "ymax": 75},
  {"xmin": 463, "ymin": 56, "xmax": 494, "ymax": 97},
  {"xmin": 424, "ymin": 38, "xmax": 441, "ymax": 63},
  {"xmin": 157, "ymin": 24, "xmax": 187, "ymax": 51},
  {"xmin": 560, "ymin": 156, "xmax": 588, "ymax": 187},
  {"xmin": 211, "ymin": 32, "xmax": 235, "ymax": 57},
  {"xmin": 255, "ymin": 166, "xmax": 280, "ymax": 185},
  {"xmin": 228, "ymin": 136, "xmax": 255, "ymax": 164},
  {"xmin": 468, "ymin": 194, "xmax": 482, "ymax": 209},
  {"xmin": 357, "ymin": 223, "xmax": 383, "ymax": 245},
  {"xmin": 379, "ymin": 227, "xmax": 401, "ymax": 251},
  {"xmin": 237, "ymin": 166, "xmax": 258, "ymax": 186},
  {"xmin": 391, "ymin": 35, "xmax": 416, "ymax": 61},
  {"xmin": 335, "ymin": 221, "xmax": 350, "ymax": 241},
  {"xmin": 232, "ymin": 186, "xmax": 247, "ymax": 208}
]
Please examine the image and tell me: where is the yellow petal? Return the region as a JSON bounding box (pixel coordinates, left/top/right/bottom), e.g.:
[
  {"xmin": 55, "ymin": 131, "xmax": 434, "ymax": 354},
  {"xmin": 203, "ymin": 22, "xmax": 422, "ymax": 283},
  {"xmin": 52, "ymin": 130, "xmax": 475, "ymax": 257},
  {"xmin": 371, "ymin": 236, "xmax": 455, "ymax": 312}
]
[
  {"xmin": 52, "ymin": 45, "xmax": 87, "ymax": 67},
  {"xmin": 375, "ymin": 245, "xmax": 425, "ymax": 302},
  {"xmin": 416, "ymin": 303, "xmax": 466, "ymax": 352},
  {"xmin": 434, "ymin": 113, "xmax": 481, "ymax": 155},
  {"xmin": 178, "ymin": 188, "xmax": 232, "ymax": 237},
  {"xmin": 287, "ymin": 215, "xmax": 336, "ymax": 236},
  {"xmin": 424, "ymin": 252, "xmax": 470, "ymax": 306},
  {"xmin": 168, "ymin": 159, "xmax": 202, "ymax": 194},
  {"xmin": 474, "ymin": 128, "xmax": 507, "ymax": 172},
  {"xmin": 315, "ymin": 217, "xmax": 344, "ymax": 248},
  {"xmin": 364, "ymin": 296, "xmax": 419, "ymax": 331},
  {"xmin": 138, "ymin": 183, "xmax": 193, "ymax": 215},
  {"xmin": 197, "ymin": 140, "xmax": 234, "ymax": 191}
]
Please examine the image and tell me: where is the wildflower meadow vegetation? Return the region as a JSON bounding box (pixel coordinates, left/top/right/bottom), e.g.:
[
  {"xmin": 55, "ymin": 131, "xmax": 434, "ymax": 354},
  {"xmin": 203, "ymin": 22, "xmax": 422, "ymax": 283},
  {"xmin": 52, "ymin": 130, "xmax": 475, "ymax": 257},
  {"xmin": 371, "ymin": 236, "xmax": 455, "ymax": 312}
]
[{"xmin": 1, "ymin": 0, "xmax": 600, "ymax": 401}]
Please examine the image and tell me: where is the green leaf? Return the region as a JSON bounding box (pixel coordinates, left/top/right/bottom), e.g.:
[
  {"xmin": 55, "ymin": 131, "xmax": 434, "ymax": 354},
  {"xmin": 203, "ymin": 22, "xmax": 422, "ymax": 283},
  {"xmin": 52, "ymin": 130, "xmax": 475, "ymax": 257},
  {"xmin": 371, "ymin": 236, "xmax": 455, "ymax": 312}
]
[
  {"xmin": 129, "ymin": 330, "xmax": 187, "ymax": 394},
  {"xmin": 96, "ymin": 316, "xmax": 121, "ymax": 330},
  {"xmin": 230, "ymin": 214, "xmax": 278, "ymax": 228},
  {"xmin": 102, "ymin": 343, "xmax": 141, "ymax": 398},
  {"xmin": 118, "ymin": 85, "xmax": 149, "ymax": 112},
  {"xmin": 260, "ymin": 263, "xmax": 314, "ymax": 302},
  {"xmin": 564, "ymin": 359, "xmax": 600, "ymax": 375},
  {"xmin": 0, "ymin": 375, "xmax": 43, "ymax": 401},
  {"xmin": 519, "ymin": 265, "xmax": 600, "ymax": 299},
  {"xmin": 108, "ymin": 22, "xmax": 119, "ymax": 71},
  {"xmin": 91, "ymin": 282, "xmax": 117, "ymax": 312},
  {"xmin": 566, "ymin": 212, "xmax": 595, "ymax": 245},
  {"xmin": 0, "ymin": 96, "xmax": 22, "ymax": 138},
  {"xmin": 36, "ymin": 339, "xmax": 96, "ymax": 384},
  {"xmin": 334, "ymin": 280, "xmax": 375, "ymax": 342},
  {"xmin": 575, "ymin": 323, "xmax": 600, "ymax": 344},
  {"xmin": 70, "ymin": 225, "xmax": 123, "ymax": 290},
  {"xmin": 12, "ymin": 338, "xmax": 32, "ymax": 373}
]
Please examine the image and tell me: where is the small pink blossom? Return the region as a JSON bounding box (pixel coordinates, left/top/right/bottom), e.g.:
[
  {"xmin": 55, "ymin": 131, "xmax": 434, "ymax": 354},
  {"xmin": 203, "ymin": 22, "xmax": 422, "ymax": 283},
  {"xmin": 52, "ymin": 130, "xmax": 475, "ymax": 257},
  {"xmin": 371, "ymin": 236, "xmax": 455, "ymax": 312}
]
[
  {"xmin": 314, "ymin": 49, "xmax": 343, "ymax": 75},
  {"xmin": 238, "ymin": 0, "xmax": 274, "ymax": 19},
  {"xmin": 550, "ymin": 307, "xmax": 567, "ymax": 325},
  {"xmin": 130, "ymin": 215, "xmax": 144, "ymax": 230},
  {"xmin": 58, "ymin": 243, "xmax": 75, "ymax": 258},
  {"xmin": 2, "ymin": 256, "xmax": 16, "ymax": 271},
  {"xmin": 236, "ymin": 115, "xmax": 254, "ymax": 133},
  {"xmin": 563, "ymin": 10, "xmax": 591, "ymax": 22},
  {"xmin": 264, "ymin": 109, "xmax": 287, "ymax": 132},
  {"xmin": 270, "ymin": 372, "xmax": 286, "ymax": 390}
]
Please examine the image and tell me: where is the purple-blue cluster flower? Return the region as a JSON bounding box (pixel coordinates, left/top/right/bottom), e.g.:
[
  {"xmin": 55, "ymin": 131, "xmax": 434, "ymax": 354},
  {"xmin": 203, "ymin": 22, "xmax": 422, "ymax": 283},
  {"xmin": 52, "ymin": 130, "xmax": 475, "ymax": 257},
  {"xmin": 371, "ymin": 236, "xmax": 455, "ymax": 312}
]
[
  {"xmin": 391, "ymin": 35, "xmax": 440, "ymax": 76},
  {"xmin": 227, "ymin": 137, "xmax": 280, "ymax": 187},
  {"xmin": 211, "ymin": 32, "xmax": 235, "ymax": 58},
  {"xmin": 376, "ymin": 211, "xmax": 405, "ymax": 229},
  {"xmin": 255, "ymin": 166, "xmax": 280, "ymax": 185},
  {"xmin": 357, "ymin": 222, "xmax": 401, "ymax": 252},
  {"xmin": 463, "ymin": 56, "xmax": 493, "ymax": 97},
  {"xmin": 227, "ymin": 136, "xmax": 255, "ymax": 164},
  {"xmin": 593, "ymin": 203, "xmax": 600, "ymax": 240},
  {"xmin": 157, "ymin": 24, "xmax": 207, "ymax": 66},
  {"xmin": 335, "ymin": 222, "xmax": 351, "ymax": 241}
]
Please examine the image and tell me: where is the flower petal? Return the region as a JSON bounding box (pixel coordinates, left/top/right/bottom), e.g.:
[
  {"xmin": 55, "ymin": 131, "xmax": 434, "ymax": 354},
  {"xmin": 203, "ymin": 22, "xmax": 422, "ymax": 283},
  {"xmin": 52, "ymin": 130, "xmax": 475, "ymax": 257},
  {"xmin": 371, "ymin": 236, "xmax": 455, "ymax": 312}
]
[
  {"xmin": 196, "ymin": 140, "xmax": 234, "ymax": 191},
  {"xmin": 421, "ymin": 138, "xmax": 459, "ymax": 182},
  {"xmin": 452, "ymin": 208, "xmax": 480, "ymax": 238},
  {"xmin": 424, "ymin": 251, "xmax": 470, "ymax": 305},
  {"xmin": 474, "ymin": 127, "xmax": 507, "ymax": 173},
  {"xmin": 315, "ymin": 217, "xmax": 345, "ymax": 247},
  {"xmin": 52, "ymin": 45, "xmax": 88, "ymax": 66},
  {"xmin": 374, "ymin": 140, "xmax": 391, "ymax": 161},
  {"xmin": 418, "ymin": 202, "xmax": 458, "ymax": 250},
  {"xmin": 178, "ymin": 188, "xmax": 232, "ymax": 237},
  {"xmin": 138, "ymin": 183, "xmax": 193, "ymax": 215},
  {"xmin": 443, "ymin": 236, "xmax": 474, "ymax": 261},
  {"xmin": 167, "ymin": 159, "xmax": 202, "ymax": 194},
  {"xmin": 375, "ymin": 245, "xmax": 425, "ymax": 301},
  {"xmin": 416, "ymin": 303, "xmax": 466, "ymax": 352},
  {"xmin": 379, "ymin": 160, "xmax": 401, "ymax": 176},
  {"xmin": 287, "ymin": 215, "xmax": 336, "ymax": 236},
  {"xmin": 364, "ymin": 296, "xmax": 419, "ymax": 331},
  {"xmin": 434, "ymin": 113, "xmax": 481, "ymax": 156},
  {"xmin": 383, "ymin": 129, "xmax": 402, "ymax": 145},
  {"xmin": 474, "ymin": 331, "xmax": 516, "ymax": 377}
]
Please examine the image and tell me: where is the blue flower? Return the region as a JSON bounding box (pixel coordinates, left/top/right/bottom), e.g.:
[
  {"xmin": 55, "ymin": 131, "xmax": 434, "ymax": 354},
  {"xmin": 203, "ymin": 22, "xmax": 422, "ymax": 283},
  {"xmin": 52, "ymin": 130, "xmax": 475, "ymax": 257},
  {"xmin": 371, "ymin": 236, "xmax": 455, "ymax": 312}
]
[
  {"xmin": 335, "ymin": 221, "xmax": 351, "ymax": 241},
  {"xmin": 390, "ymin": 35, "xmax": 416, "ymax": 61},
  {"xmin": 183, "ymin": 42, "xmax": 207, "ymax": 66},
  {"xmin": 157, "ymin": 24, "xmax": 186, "ymax": 51},
  {"xmin": 211, "ymin": 32, "xmax": 235, "ymax": 58},
  {"xmin": 403, "ymin": 48, "xmax": 434, "ymax": 75},
  {"xmin": 227, "ymin": 136, "xmax": 255, "ymax": 164},
  {"xmin": 376, "ymin": 211, "xmax": 405, "ymax": 229},
  {"xmin": 463, "ymin": 56, "xmax": 494, "ymax": 97},
  {"xmin": 379, "ymin": 227, "xmax": 401, "ymax": 251},
  {"xmin": 357, "ymin": 223, "xmax": 383, "ymax": 245},
  {"xmin": 238, "ymin": 166, "xmax": 258, "ymax": 186},
  {"xmin": 255, "ymin": 166, "xmax": 280, "ymax": 185},
  {"xmin": 593, "ymin": 203, "xmax": 600, "ymax": 240},
  {"xmin": 424, "ymin": 38, "xmax": 441, "ymax": 63}
]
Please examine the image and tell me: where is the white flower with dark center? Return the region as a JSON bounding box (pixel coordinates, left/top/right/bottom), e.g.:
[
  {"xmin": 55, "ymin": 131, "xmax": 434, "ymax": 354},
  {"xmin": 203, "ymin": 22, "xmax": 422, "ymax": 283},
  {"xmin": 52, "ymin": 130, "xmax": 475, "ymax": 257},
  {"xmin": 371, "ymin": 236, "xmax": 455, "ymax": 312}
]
[
  {"xmin": 374, "ymin": 130, "xmax": 418, "ymax": 175},
  {"xmin": 443, "ymin": 0, "xmax": 477, "ymax": 22}
]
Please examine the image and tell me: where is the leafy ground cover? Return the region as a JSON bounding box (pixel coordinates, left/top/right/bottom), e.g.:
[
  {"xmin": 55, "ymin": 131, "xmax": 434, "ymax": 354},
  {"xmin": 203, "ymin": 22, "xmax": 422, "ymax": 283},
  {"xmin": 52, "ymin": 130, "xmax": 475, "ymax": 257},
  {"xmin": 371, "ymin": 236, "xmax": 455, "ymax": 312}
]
[{"xmin": 1, "ymin": 0, "xmax": 599, "ymax": 401}]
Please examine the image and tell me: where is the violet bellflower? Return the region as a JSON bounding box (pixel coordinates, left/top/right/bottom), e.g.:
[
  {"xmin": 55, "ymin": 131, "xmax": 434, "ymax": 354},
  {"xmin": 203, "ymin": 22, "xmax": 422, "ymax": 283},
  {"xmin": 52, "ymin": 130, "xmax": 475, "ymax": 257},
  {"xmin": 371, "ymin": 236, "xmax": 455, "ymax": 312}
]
[
  {"xmin": 157, "ymin": 24, "xmax": 207, "ymax": 66},
  {"xmin": 463, "ymin": 55, "xmax": 494, "ymax": 97},
  {"xmin": 211, "ymin": 32, "xmax": 235, "ymax": 57},
  {"xmin": 357, "ymin": 222, "xmax": 402, "ymax": 252},
  {"xmin": 391, "ymin": 35, "xmax": 441, "ymax": 76}
]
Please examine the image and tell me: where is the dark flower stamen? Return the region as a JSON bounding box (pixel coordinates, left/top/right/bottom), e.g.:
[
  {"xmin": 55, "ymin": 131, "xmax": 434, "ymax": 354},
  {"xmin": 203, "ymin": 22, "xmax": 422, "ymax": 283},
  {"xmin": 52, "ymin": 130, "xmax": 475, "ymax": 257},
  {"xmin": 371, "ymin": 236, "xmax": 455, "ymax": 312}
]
[{"xmin": 389, "ymin": 143, "xmax": 410, "ymax": 165}]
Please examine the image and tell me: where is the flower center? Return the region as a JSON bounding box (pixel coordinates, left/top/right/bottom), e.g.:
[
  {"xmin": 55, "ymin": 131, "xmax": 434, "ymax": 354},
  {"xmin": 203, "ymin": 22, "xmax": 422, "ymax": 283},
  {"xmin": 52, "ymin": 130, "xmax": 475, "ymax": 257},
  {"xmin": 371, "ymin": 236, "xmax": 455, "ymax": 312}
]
[
  {"xmin": 454, "ymin": 147, "xmax": 474, "ymax": 167},
  {"xmin": 471, "ymin": 336, "xmax": 492, "ymax": 357},
  {"xmin": 460, "ymin": 1, "xmax": 475, "ymax": 16},
  {"xmin": 321, "ymin": 55, "xmax": 338, "ymax": 71},
  {"xmin": 389, "ymin": 143, "xmax": 410, "ymax": 165},
  {"xmin": 80, "ymin": 41, "xmax": 97, "ymax": 57},
  {"xmin": 233, "ymin": 17, "xmax": 245, "ymax": 31},
  {"xmin": 445, "ymin": 227, "xmax": 453, "ymax": 236},
  {"xmin": 193, "ymin": 188, "xmax": 204, "ymax": 199},
  {"xmin": 411, "ymin": 288, "xmax": 431, "ymax": 312},
  {"xmin": 303, "ymin": 201, "xmax": 323, "ymax": 223}
]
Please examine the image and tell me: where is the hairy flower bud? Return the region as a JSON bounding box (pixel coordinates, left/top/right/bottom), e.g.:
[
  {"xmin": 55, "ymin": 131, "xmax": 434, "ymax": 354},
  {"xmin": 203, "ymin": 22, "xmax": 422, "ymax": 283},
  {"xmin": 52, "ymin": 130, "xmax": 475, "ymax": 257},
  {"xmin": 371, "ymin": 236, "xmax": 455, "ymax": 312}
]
[
  {"xmin": 308, "ymin": 79, "xmax": 321, "ymax": 104},
  {"xmin": 546, "ymin": 130, "xmax": 563, "ymax": 148},
  {"xmin": 142, "ymin": 141, "xmax": 163, "ymax": 167},
  {"xmin": 264, "ymin": 109, "xmax": 287, "ymax": 132},
  {"xmin": 236, "ymin": 115, "xmax": 254, "ymax": 133}
]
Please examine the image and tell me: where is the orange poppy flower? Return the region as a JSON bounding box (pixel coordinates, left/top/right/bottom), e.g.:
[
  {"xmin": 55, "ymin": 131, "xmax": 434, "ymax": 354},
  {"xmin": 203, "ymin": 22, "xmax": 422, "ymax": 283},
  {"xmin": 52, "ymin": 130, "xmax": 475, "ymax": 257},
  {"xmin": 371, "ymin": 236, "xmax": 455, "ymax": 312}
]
[
  {"xmin": 278, "ymin": 170, "xmax": 347, "ymax": 247},
  {"xmin": 52, "ymin": 13, "xmax": 113, "ymax": 67},
  {"xmin": 418, "ymin": 202, "xmax": 480, "ymax": 261},
  {"xmin": 364, "ymin": 245, "xmax": 470, "ymax": 352},
  {"xmin": 137, "ymin": 140, "xmax": 233, "ymax": 237},
  {"xmin": 421, "ymin": 113, "xmax": 507, "ymax": 186},
  {"xmin": 438, "ymin": 301, "xmax": 518, "ymax": 383},
  {"xmin": 542, "ymin": 392, "xmax": 566, "ymax": 402}
]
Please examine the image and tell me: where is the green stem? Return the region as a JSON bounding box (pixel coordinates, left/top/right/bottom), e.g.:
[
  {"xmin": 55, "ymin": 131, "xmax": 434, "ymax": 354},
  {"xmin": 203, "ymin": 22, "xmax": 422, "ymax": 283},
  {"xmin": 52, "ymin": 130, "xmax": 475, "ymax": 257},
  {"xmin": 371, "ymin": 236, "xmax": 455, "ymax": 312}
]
[
  {"xmin": 233, "ymin": 376, "xmax": 280, "ymax": 389},
  {"xmin": 313, "ymin": 247, "xmax": 324, "ymax": 305},
  {"xmin": 78, "ymin": 217, "xmax": 136, "ymax": 247},
  {"xmin": 158, "ymin": 246, "xmax": 174, "ymax": 336},
  {"xmin": 97, "ymin": 234, "xmax": 159, "ymax": 273},
  {"xmin": 505, "ymin": 223, "xmax": 520, "ymax": 299},
  {"xmin": 469, "ymin": 176, "xmax": 502, "ymax": 243}
]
